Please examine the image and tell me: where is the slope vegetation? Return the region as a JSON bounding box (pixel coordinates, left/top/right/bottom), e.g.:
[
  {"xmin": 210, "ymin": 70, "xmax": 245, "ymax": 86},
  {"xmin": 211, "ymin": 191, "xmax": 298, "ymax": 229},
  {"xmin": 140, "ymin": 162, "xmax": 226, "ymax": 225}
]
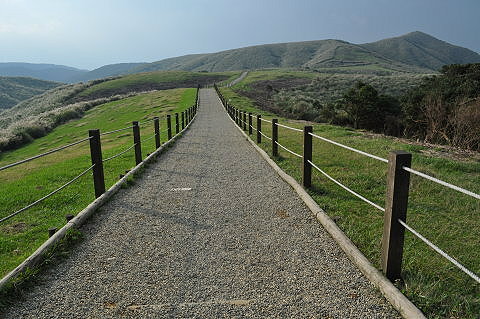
[{"xmin": 0, "ymin": 77, "xmax": 60, "ymax": 109}]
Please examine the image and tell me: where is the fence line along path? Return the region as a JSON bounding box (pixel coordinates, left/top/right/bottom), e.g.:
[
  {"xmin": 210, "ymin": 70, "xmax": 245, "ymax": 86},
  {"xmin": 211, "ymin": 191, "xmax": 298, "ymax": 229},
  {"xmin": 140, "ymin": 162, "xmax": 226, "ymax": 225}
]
[{"xmin": 2, "ymin": 89, "xmax": 400, "ymax": 318}]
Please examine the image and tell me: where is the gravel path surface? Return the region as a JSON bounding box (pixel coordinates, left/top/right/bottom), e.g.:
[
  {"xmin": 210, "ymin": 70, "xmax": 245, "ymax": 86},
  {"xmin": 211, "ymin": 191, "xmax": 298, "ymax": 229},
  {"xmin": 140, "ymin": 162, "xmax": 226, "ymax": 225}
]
[{"xmin": 2, "ymin": 89, "xmax": 401, "ymax": 318}]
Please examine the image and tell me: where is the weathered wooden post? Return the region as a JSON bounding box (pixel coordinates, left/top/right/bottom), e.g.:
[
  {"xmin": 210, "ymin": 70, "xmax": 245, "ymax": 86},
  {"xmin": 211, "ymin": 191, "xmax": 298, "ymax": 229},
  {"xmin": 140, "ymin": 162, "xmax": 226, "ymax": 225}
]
[
  {"xmin": 154, "ymin": 117, "xmax": 161, "ymax": 149},
  {"xmin": 257, "ymin": 115, "xmax": 262, "ymax": 143},
  {"xmin": 181, "ymin": 111, "xmax": 185, "ymax": 130},
  {"xmin": 248, "ymin": 112, "xmax": 253, "ymax": 135},
  {"xmin": 132, "ymin": 121, "xmax": 142, "ymax": 165},
  {"xmin": 303, "ymin": 126, "xmax": 313, "ymax": 188},
  {"xmin": 272, "ymin": 119, "xmax": 278, "ymax": 156},
  {"xmin": 243, "ymin": 111, "xmax": 247, "ymax": 131},
  {"xmin": 88, "ymin": 129, "xmax": 105, "ymax": 198},
  {"xmin": 175, "ymin": 113, "xmax": 179, "ymax": 134},
  {"xmin": 48, "ymin": 227, "xmax": 57, "ymax": 237},
  {"xmin": 382, "ymin": 151, "xmax": 412, "ymax": 282},
  {"xmin": 167, "ymin": 115, "xmax": 172, "ymax": 140}
]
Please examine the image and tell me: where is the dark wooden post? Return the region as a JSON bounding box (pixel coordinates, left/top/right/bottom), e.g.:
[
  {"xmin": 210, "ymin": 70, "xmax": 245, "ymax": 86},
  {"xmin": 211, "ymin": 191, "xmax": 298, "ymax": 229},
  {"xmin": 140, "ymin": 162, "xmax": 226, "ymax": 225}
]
[
  {"xmin": 88, "ymin": 129, "xmax": 105, "ymax": 198},
  {"xmin": 167, "ymin": 115, "xmax": 172, "ymax": 140},
  {"xmin": 235, "ymin": 109, "xmax": 239, "ymax": 125},
  {"xmin": 303, "ymin": 126, "xmax": 313, "ymax": 188},
  {"xmin": 257, "ymin": 115, "xmax": 262, "ymax": 143},
  {"xmin": 175, "ymin": 113, "xmax": 179, "ymax": 134},
  {"xmin": 132, "ymin": 121, "xmax": 142, "ymax": 165},
  {"xmin": 381, "ymin": 151, "xmax": 412, "ymax": 282},
  {"xmin": 181, "ymin": 111, "xmax": 185, "ymax": 130},
  {"xmin": 243, "ymin": 111, "xmax": 247, "ymax": 131},
  {"xmin": 272, "ymin": 119, "xmax": 278, "ymax": 156},
  {"xmin": 248, "ymin": 113, "xmax": 252, "ymax": 135},
  {"xmin": 154, "ymin": 117, "xmax": 160, "ymax": 149},
  {"xmin": 48, "ymin": 227, "xmax": 57, "ymax": 237}
]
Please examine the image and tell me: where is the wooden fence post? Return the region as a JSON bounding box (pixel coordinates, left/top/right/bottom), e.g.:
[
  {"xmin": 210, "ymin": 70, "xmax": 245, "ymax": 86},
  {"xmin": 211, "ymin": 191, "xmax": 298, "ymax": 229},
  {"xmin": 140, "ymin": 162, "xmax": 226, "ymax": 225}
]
[
  {"xmin": 88, "ymin": 129, "xmax": 105, "ymax": 198},
  {"xmin": 132, "ymin": 121, "xmax": 142, "ymax": 165},
  {"xmin": 175, "ymin": 113, "xmax": 179, "ymax": 134},
  {"xmin": 243, "ymin": 111, "xmax": 247, "ymax": 131},
  {"xmin": 382, "ymin": 150, "xmax": 412, "ymax": 282},
  {"xmin": 154, "ymin": 117, "xmax": 160, "ymax": 149},
  {"xmin": 181, "ymin": 111, "xmax": 185, "ymax": 130},
  {"xmin": 272, "ymin": 119, "xmax": 278, "ymax": 156},
  {"xmin": 303, "ymin": 126, "xmax": 313, "ymax": 188},
  {"xmin": 167, "ymin": 115, "xmax": 172, "ymax": 140},
  {"xmin": 248, "ymin": 113, "xmax": 252, "ymax": 135},
  {"xmin": 257, "ymin": 115, "xmax": 262, "ymax": 143}
]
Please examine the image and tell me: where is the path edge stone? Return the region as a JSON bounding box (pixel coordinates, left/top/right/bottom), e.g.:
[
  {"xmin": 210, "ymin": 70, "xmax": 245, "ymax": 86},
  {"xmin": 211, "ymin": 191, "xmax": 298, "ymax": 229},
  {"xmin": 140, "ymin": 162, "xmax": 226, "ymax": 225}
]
[
  {"xmin": 220, "ymin": 98, "xmax": 426, "ymax": 319},
  {"xmin": 0, "ymin": 111, "xmax": 198, "ymax": 291}
]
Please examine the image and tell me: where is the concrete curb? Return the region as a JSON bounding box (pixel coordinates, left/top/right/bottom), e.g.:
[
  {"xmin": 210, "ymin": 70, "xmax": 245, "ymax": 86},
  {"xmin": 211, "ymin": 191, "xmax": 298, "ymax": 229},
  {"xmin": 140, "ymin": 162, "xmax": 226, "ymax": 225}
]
[
  {"xmin": 0, "ymin": 111, "xmax": 198, "ymax": 290},
  {"xmin": 218, "ymin": 96, "xmax": 425, "ymax": 319}
]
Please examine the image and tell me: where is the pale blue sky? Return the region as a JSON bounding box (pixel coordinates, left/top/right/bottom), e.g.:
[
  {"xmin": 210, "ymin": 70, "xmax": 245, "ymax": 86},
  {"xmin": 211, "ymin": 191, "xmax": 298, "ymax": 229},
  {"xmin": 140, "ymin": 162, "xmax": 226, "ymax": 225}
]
[{"xmin": 1, "ymin": 0, "xmax": 479, "ymax": 70}]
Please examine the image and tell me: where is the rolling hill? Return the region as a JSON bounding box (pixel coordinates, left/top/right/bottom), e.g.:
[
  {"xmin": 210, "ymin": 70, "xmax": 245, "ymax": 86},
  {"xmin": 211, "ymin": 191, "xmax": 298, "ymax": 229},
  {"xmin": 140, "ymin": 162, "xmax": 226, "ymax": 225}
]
[
  {"xmin": 70, "ymin": 32, "xmax": 480, "ymax": 82},
  {"xmin": 0, "ymin": 63, "xmax": 88, "ymax": 83},
  {"xmin": 0, "ymin": 77, "xmax": 60, "ymax": 109},
  {"xmin": 361, "ymin": 31, "xmax": 480, "ymax": 71}
]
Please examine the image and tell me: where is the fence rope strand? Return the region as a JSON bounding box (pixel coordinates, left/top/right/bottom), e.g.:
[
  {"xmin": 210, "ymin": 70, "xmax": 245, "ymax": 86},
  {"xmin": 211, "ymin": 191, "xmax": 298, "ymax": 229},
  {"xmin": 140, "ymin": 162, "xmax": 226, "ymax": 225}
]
[
  {"xmin": 403, "ymin": 166, "xmax": 480, "ymax": 200},
  {"xmin": 309, "ymin": 132, "xmax": 388, "ymax": 163},
  {"xmin": 308, "ymin": 160, "xmax": 385, "ymax": 212},
  {"xmin": 0, "ymin": 137, "xmax": 92, "ymax": 172},
  {"xmin": 101, "ymin": 125, "xmax": 134, "ymax": 136},
  {"xmin": 103, "ymin": 144, "xmax": 136, "ymax": 162},
  {"xmin": 0, "ymin": 164, "xmax": 95, "ymax": 224},
  {"xmin": 276, "ymin": 141, "xmax": 303, "ymax": 158},
  {"xmin": 277, "ymin": 122, "xmax": 303, "ymax": 133},
  {"xmin": 259, "ymin": 130, "xmax": 272, "ymax": 141},
  {"xmin": 398, "ymin": 219, "xmax": 480, "ymax": 284}
]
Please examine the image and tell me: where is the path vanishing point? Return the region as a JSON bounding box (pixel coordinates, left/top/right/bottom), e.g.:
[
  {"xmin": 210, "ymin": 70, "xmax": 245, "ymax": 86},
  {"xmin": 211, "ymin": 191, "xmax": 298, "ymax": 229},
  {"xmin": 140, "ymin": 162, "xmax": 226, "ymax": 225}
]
[{"xmin": 2, "ymin": 89, "xmax": 401, "ymax": 318}]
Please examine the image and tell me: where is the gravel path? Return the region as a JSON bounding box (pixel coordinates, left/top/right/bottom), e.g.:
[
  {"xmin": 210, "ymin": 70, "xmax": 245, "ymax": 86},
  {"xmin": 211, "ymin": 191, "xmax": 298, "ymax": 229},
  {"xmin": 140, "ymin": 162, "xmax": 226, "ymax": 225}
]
[{"xmin": 2, "ymin": 89, "xmax": 400, "ymax": 318}]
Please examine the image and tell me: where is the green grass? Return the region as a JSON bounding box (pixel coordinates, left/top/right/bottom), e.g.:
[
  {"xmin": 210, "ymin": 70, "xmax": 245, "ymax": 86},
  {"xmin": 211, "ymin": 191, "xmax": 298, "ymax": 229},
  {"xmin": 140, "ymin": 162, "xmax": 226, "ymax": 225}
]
[
  {"xmin": 79, "ymin": 70, "xmax": 238, "ymax": 99},
  {"xmin": 220, "ymin": 87, "xmax": 480, "ymax": 319},
  {"xmin": 0, "ymin": 88, "xmax": 196, "ymax": 278}
]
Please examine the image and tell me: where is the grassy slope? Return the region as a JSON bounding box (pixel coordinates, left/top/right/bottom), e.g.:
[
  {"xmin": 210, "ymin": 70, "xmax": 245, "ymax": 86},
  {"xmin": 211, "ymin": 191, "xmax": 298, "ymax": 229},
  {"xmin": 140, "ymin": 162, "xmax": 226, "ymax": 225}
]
[
  {"xmin": 0, "ymin": 88, "xmax": 195, "ymax": 278},
  {"xmin": 78, "ymin": 71, "xmax": 239, "ymax": 100},
  {"xmin": 0, "ymin": 77, "xmax": 60, "ymax": 110},
  {"xmin": 220, "ymin": 87, "xmax": 479, "ymax": 319}
]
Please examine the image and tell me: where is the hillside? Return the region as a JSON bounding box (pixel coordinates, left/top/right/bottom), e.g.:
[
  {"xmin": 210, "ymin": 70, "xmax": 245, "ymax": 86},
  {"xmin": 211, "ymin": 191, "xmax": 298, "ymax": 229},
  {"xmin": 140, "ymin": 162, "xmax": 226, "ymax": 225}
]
[
  {"xmin": 0, "ymin": 63, "xmax": 88, "ymax": 83},
  {"xmin": 0, "ymin": 77, "xmax": 60, "ymax": 109},
  {"xmin": 68, "ymin": 62, "xmax": 146, "ymax": 83},
  {"xmin": 362, "ymin": 31, "xmax": 480, "ymax": 71}
]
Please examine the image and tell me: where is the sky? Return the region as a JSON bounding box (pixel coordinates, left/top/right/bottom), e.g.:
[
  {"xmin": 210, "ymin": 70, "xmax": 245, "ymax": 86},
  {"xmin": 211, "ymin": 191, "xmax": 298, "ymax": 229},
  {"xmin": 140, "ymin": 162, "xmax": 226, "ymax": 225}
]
[{"xmin": 1, "ymin": 0, "xmax": 479, "ymax": 70}]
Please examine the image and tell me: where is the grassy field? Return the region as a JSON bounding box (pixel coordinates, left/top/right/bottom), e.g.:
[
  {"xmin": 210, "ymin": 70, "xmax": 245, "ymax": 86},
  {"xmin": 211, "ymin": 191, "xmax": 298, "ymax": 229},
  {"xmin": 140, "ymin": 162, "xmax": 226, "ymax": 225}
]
[
  {"xmin": 78, "ymin": 71, "xmax": 239, "ymax": 100},
  {"xmin": 219, "ymin": 87, "xmax": 479, "ymax": 319},
  {"xmin": 0, "ymin": 88, "xmax": 196, "ymax": 279}
]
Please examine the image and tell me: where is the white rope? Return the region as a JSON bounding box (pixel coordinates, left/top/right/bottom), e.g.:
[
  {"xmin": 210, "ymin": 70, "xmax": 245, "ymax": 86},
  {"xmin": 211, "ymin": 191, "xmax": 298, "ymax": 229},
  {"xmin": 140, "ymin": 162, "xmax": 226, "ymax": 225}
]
[
  {"xmin": 141, "ymin": 134, "xmax": 156, "ymax": 143},
  {"xmin": 308, "ymin": 132, "xmax": 388, "ymax": 163},
  {"xmin": 101, "ymin": 125, "xmax": 134, "ymax": 136},
  {"xmin": 403, "ymin": 166, "xmax": 480, "ymax": 200},
  {"xmin": 308, "ymin": 160, "xmax": 385, "ymax": 212},
  {"xmin": 0, "ymin": 137, "xmax": 92, "ymax": 172},
  {"xmin": 103, "ymin": 144, "xmax": 136, "ymax": 162},
  {"xmin": 0, "ymin": 165, "xmax": 95, "ymax": 224},
  {"xmin": 260, "ymin": 118, "xmax": 272, "ymax": 124},
  {"xmin": 277, "ymin": 122, "xmax": 303, "ymax": 133},
  {"xmin": 259, "ymin": 130, "xmax": 272, "ymax": 141},
  {"xmin": 249, "ymin": 125, "xmax": 257, "ymax": 132},
  {"xmin": 276, "ymin": 141, "xmax": 303, "ymax": 158},
  {"xmin": 398, "ymin": 219, "xmax": 480, "ymax": 284}
]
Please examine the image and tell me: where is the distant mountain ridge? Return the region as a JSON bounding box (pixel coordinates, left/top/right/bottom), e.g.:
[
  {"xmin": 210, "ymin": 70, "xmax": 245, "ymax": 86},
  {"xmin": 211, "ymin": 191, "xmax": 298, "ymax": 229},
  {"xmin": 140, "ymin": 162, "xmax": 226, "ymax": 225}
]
[
  {"xmin": 0, "ymin": 63, "xmax": 88, "ymax": 83},
  {"xmin": 1, "ymin": 31, "xmax": 479, "ymax": 84}
]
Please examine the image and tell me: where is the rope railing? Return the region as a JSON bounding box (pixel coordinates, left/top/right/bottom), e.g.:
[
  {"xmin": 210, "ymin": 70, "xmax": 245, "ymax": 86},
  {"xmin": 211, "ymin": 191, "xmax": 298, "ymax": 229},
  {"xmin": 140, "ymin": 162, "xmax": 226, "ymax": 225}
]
[
  {"xmin": 0, "ymin": 137, "xmax": 92, "ymax": 172},
  {"xmin": 215, "ymin": 84, "xmax": 480, "ymax": 290},
  {"xmin": 276, "ymin": 141, "xmax": 303, "ymax": 159},
  {"xmin": 102, "ymin": 143, "xmax": 136, "ymax": 163},
  {"xmin": 277, "ymin": 122, "xmax": 303, "ymax": 133},
  {"xmin": 398, "ymin": 219, "xmax": 480, "ymax": 284},
  {"xmin": 309, "ymin": 132, "xmax": 389, "ymax": 163},
  {"xmin": 308, "ymin": 160, "xmax": 385, "ymax": 212},
  {"xmin": 0, "ymin": 164, "xmax": 95, "ymax": 224},
  {"xmin": 141, "ymin": 133, "xmax": 157, "ymax": 143},
  {"xmin": 101, "ymin": 125, "xmax": 135, "ymax": 136},
  {"xmin": 403, "ymin": 166, "xmax": 480, "ymax": 200}
]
